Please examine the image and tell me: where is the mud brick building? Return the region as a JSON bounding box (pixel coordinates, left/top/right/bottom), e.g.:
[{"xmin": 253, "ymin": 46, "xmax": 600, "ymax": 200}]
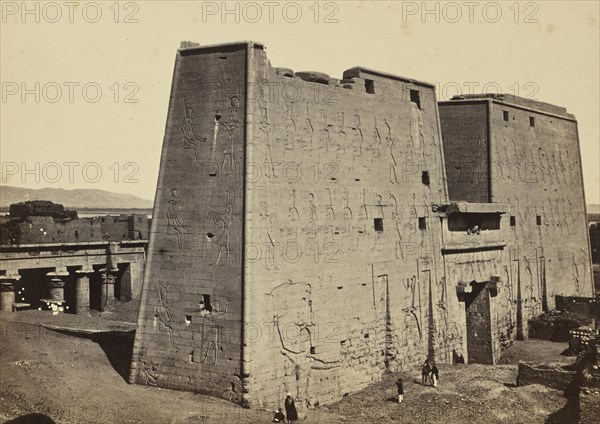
[{"xmin": 129, "ymin": 41, "xmax": 594, "ymax": 409}]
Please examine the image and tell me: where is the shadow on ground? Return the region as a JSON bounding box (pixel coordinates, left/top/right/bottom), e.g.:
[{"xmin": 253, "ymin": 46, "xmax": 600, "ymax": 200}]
[
  {"xmin": 49, "ymin": 328, "xmax": 135, "ymax": 382},
  {"xmin": 4, "ymin": 413, "xmax": 57, "ymax": 424},
  {"xmin": 544, "ymin": 379, "xmax": 581, "ymax": 424}
]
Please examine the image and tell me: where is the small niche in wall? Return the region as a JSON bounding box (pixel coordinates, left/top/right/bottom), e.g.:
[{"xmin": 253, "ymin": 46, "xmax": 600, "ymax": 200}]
[
  {"xmin": 310, "ymin": 346, "xmax": 316, "ymax": 354},
  {"xmin": 374, "ymin": 218, "xmax": 384, "ymax": 232},
  {"xmin": 536, "ymin": 216, "xmax": 542, "ymax": 226},
  {"xmin": 410, "ymin": 89, "xmax": 421, "ymax": 109},
  {"xmin": 422, "ymin": 171, "xmax": 430, "ymax": 185},
  {"xmin": 185, "ymin": 315, "xmax": 192, "ymax": 325},
  {"xmin": 364, "ymin": 333, "xmax": 369, "ymax": 339},
  {"xmin": 530, "ymin": 116, "xmax": 535, "ymax": 127},
  {"xmin": 365, "ymin": 79, "xmax": 375, "ymax": 94},
  {"xmin": 503, "ymin": 111, "xmax": 509, "ymax": 121},
  {"xmin": 200, "ymin": 294, "xmax": 213, "ymax": 312},
  {"xmin": 510, "ymin": 216, "xmax": 516, "ymax": 227},
  {"xmin": 418, "ymin": 217, "xmax": 427, "ymax": 230}
]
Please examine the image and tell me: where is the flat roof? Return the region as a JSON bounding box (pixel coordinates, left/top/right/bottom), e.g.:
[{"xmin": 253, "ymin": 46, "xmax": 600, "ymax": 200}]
[
  {"xmin": 439, "ymin": 94, "xmax": 575, "ymax": 121},
  {"xmin": 178, "ymin": 40, "xmax": 265, "ymax": 56},
  {"xmin": 343, "ymin": 67, "xmax": 435, "ymax": 89}
]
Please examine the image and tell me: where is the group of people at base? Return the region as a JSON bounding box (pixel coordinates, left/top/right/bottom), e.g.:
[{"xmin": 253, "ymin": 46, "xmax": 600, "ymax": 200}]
[
  {"xmin": 273, "ymin": 360, "xmax": 440, "ymax": 416},
  {"xmin": 272, "ymin": 393, "xmax": 298, "ymax": 423},
  {"xmin": 396, "ymin": 358, "xmax": 441, "ymax": 404},
  {"xmin": 421, "ymin": 359, "xmax": 440, "ymax": 388}
]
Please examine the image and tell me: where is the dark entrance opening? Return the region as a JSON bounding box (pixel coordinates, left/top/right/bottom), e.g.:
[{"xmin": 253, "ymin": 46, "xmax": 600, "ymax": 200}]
[
  {"xmin": 90, "ymin": 265, "xmax": 105, "ymax": 311},
  {"xmin": 15, "ymin": 268, "xmax": 54, "ymax": 310},
  {"xmin": 463, "ymin": 281, "xmax": 497, "ymax": 364},
  {"xmin": 116, "ymin": 263, "xmax": 132, "ymax": 302}
]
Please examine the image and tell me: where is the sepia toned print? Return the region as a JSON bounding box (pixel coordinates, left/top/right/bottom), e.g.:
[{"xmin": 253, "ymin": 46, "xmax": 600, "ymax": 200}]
[{"xmin": 1, "ymin": 2, "xmax": 598, "ymax": 423}]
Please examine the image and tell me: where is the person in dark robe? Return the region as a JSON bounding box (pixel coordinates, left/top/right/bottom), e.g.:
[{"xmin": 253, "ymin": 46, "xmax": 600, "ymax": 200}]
[
  {"xmin": 421, "ymin": 359, "xmax": 431, "ymax": 385},
  {"xmin": 396, "ymin": 377, "xmax": 404, "ymax": 403},
  {"xmin": 284, "ymin": 393, "xmax": 298, "ymax": 422},
  {"xmin": 272, "ymin": 407, "xmax": 285, "ymax": 423}
]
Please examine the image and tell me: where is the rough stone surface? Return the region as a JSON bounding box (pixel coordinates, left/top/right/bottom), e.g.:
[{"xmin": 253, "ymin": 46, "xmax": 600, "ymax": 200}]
[
  {"xmin": 439, "ymin": 97, "xmax": 594, "ymax": 341},
  {"xmin": 516, "ymin": 361, "xmax": 576, "ymax": 391}
]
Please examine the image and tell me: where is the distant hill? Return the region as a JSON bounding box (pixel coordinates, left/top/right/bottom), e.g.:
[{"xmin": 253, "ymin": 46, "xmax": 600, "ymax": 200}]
[{"xmin": 0, "ymin": 186, "xmax": 153, "ymax": 210}]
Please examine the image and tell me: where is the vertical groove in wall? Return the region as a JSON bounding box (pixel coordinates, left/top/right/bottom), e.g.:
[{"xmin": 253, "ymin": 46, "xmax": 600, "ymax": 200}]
[
  {"xmin": 486, "ymin": 100, "xmax": 493, "ymax": 203},
  {"xmin": 240, "ymin": 42, "xmax": 251, "ymax": 406}
]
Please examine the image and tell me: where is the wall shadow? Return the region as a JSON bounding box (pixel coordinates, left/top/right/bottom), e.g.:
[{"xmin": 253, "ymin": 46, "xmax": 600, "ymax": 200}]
[
  {"xmin": 4, "ymin": 413, "xmax": 57, "ymax": 423},
  {"xmin": 544, "ymin": 379, "xmax": 581, "ymax": 424},
  {"xmin": 50, "ymin": 328, "xmax": 135, "ymax": 382}
]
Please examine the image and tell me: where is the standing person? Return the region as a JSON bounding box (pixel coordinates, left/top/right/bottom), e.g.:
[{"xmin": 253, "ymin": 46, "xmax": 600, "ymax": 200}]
[
  {"xmin": 284, "ymin": 393, "xmax": 298, "ymax": 423},
  {"xmin": 396, "ymin": 377, "xmax": 404, "ymax": 403},
  {"xmin": 421, "ymin": 359, "xmax": 431, "ymax": 385},
  {"xmin": 431, "ymin": 363, "xmax": 439, "ymax": 388}
]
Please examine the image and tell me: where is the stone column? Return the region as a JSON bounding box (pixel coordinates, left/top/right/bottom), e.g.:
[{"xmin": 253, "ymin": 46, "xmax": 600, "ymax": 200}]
[
  {"xmin": 46, "ymin": 270, "xmax": 69, "ymax": 305},
  {"xmin": 99, "ymin": 268, "xmax": 117, "ymax": 312},
  {"xmin": 75, "ymin": 268, "xmax": 93, "ymax": 315},
  {"xmin": 48, "ymin": 278, "xmax": 65, "ymax": 301},
  {"xmin": 0, "ymin": 275, "xmax": 19, "ymax": 312}
]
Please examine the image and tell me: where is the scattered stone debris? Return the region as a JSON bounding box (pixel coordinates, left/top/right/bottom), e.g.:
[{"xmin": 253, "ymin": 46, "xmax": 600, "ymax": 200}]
[{"xmin": 528, "ymin": 310, "xmax": 593, "ymax": 342}]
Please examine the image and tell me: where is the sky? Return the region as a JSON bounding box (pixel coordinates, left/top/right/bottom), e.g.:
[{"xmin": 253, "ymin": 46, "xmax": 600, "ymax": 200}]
[{"xmin": 1, "ymin": 1, "xmax": 599, "ymax": 204}]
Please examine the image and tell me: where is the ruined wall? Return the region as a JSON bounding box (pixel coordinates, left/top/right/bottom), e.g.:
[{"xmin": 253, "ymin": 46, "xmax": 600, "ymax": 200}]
[
  {"xmin": 15, "ymin": 216, "xmax": 102, "ymax": 244},
  {"xmin": 129, "ymin": 44, "xmax": 247, "ymax": 399},
  {"xmin": 243, "ymin": 48, "xmax": 451, "ymax": 408},
  {"xmin": 2, "ymin": 214, "xmax": 149, "ymax": 245}
]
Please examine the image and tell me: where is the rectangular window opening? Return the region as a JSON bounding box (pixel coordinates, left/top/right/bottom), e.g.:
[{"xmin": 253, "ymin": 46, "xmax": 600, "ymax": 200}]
[
  {"xmin": 200, "ymin": 294, "xmax": 212, "ymax": 312},
  {"xmin": 418, "ymin": 217, "xmax": 427, "ymax": 230},
  {"xmin": 310, "ymin": 346, "xmax": 316, "ymax": 354},
  {"xmin": 510, "ymin": 216, "xmax": 516, "ymax": 227},
  {"xmin": 374, "ymin": 218, "xmax": 384, "ymax": 232},
  {"xmin": 530, "ymin": 116, "xmax": 535, "ymax": 127},
  {"xmin": 422, "ymin": 171, "xmax": 430, "ymax": 185},
  {"xmin": 410, "ymin": 89, "xmax": 421, "ymax": 109},
  {"xmin": 365, "ymin": 79, "xmax": 375, "ymax": 94},
  {"xmin": 536, "ymin": 215, "xmax": 542, "ymax": 226},
  {"xmin": 503, "ymin": 111, "xmax": 509, "ymax": 121}
]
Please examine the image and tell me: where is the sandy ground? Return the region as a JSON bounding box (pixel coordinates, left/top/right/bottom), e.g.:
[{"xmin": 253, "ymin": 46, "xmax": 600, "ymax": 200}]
[{"xmin": 0, "ymin": 309, "xmax": 580, "ymax": 424}]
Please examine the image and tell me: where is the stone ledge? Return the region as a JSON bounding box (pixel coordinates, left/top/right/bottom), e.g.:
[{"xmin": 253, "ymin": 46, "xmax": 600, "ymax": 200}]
[{"xmin": 516, "ymin": 361, "xmax": 576, "ymax": 392}]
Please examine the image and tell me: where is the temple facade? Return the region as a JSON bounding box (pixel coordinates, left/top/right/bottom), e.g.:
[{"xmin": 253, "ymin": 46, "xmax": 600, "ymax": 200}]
[{"xmin": 129, "ymin": 41, "xmax": 594, "ymax": 409}]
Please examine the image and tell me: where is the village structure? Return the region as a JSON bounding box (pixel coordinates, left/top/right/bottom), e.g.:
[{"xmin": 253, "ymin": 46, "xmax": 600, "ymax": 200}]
[{"xmin": 125, "ymin": 41, "xmax": 594, "ymax": 409}]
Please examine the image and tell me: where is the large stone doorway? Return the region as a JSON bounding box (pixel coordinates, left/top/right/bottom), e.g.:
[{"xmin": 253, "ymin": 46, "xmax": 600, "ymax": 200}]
[{"xmin": 463, "ymin": 280, "xmax": 499, "ymax": 364}]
